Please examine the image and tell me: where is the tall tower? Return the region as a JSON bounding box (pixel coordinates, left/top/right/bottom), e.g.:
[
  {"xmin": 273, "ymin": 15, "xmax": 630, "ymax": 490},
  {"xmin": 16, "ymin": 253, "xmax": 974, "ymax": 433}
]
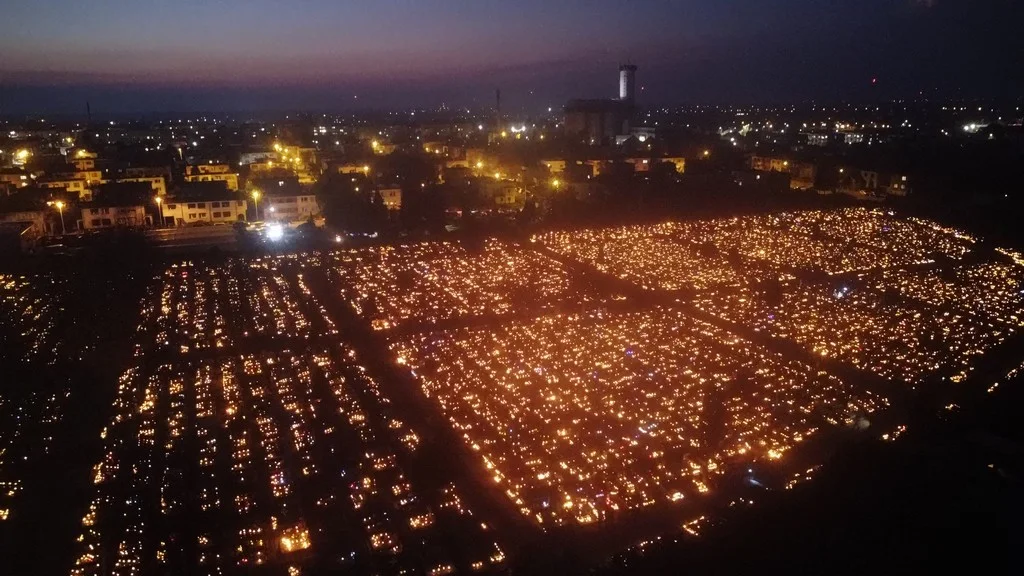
[
  {"xmin": 495, "ymin": 88, "xmax": 501, "ymax": 129},
  {"xmin": 619, "ymin": 64, "xmax": 637, "ymax": 105}
]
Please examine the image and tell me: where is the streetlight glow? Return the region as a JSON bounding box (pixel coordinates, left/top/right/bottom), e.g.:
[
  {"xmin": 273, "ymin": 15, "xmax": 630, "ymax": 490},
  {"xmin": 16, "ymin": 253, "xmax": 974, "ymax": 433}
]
[
  {"xmin": 251, "ymin": 190, "xmax": 262, "ymax": 221},
  {"xmin": 48, "ymin": 200, "xmax": 66, "ymax": 234},
  {"xmin": 155, "ymin": 196, "xmax": 166, "ymax": 227}
]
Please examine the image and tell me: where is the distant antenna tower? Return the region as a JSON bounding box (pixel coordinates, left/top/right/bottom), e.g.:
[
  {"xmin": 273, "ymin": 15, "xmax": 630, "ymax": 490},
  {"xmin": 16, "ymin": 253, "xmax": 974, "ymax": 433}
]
[{"xmin": 495, "ymin": 88, "xmax": 501, "ymax": 128}]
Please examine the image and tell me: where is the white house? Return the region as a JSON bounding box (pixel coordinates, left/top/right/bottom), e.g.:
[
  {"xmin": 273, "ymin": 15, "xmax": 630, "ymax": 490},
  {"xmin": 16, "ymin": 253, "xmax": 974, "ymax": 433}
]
[
  {"xmin": 161, "ymin": 187, "xmax": 248, "ymax": 226},
  {"xmin": 81, "ymin": 205, "xmax": 150, "ymax": 229}
]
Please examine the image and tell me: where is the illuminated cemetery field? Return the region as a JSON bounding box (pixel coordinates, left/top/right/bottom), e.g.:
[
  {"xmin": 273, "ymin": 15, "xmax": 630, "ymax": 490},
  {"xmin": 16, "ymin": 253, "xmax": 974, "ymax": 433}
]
[
  {"xmin": 321, "ymin": 239, "xmax": 618, "ymax": 330},
  {"xmin": 0, "ymin": 274, "xmax": 73, "ymax": 523},
  {"xmin": 392, "ymin": 308, "xmax": 887, "ymax": 526},
  {"xmin": 12, "ymin": 208, "xmax": 1018, "ymax": 573},
  {"xmin": 71, "ymin": 350, "xmax": 504, "ymax": 576},
  {"xmin": 70, "ymin": 260, "xmax": 505, "ymax": 576}
]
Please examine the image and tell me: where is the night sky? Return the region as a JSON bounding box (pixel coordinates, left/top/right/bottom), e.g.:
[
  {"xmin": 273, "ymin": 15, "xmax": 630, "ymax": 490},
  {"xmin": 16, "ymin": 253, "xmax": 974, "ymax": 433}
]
[{"xmin": 1, "ymin": 0, "xmax": 1021, "ymax": 115}]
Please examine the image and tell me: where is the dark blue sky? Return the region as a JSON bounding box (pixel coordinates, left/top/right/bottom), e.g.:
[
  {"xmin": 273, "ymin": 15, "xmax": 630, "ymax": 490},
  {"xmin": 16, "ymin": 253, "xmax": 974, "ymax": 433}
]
[{"xmin": 1, "ymin": 0, "xmax": 1021, "ymax": 114}]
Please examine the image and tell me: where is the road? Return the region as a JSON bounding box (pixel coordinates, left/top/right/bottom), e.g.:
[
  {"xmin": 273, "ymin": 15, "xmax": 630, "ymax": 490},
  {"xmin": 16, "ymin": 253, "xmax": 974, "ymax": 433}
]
[{"xmin": 146, "ymin": 225, "xmax": 239, "ymax": 252}]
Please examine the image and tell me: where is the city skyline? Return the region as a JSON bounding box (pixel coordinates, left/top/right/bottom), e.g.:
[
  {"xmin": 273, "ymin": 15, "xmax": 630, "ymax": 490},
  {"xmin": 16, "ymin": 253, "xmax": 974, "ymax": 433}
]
[{"xmin": 1, "ymin": 0, "xmax": 1023, "ymax": 114}]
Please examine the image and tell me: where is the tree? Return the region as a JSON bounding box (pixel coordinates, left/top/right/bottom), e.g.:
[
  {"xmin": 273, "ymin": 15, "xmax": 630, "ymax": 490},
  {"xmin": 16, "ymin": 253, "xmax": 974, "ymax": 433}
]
[
  {"xmin": 400, "ymin": 184, "xmax": 446, "ymax": 233},
  {"xmin": 314, "ymin": 171, "xmax": 384, "ymax": 233},
  {"xmin": 374, "ymin": 151, "xmax": 436, "ymax": 189}
]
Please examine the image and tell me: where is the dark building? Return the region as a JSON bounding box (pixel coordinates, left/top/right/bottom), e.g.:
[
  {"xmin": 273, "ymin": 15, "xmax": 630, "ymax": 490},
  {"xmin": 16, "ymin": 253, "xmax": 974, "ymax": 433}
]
[
  {"xmin": 564, "ymin": 99, "xmax": 632, "ymax": 144},
  {"xmin": 564, "ymin": 64, "xmax": 639, "ymax": 144}
]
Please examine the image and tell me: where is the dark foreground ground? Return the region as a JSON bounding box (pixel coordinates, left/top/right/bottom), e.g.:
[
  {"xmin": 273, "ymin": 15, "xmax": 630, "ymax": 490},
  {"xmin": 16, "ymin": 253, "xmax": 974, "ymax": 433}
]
[{"xmin": 593, "ymin": 386, "xmax": 1024, "ymax": 576}]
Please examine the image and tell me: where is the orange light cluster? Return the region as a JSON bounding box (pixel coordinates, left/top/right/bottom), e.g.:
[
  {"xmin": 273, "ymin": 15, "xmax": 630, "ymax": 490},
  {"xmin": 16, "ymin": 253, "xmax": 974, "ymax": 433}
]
[{"xmin": 394, "ymin": 308, "xmax": 886, "ymax": 526}]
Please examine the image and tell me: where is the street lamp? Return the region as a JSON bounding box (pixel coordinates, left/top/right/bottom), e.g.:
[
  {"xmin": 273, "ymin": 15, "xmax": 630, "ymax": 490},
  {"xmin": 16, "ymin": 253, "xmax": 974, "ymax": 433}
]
[
  {"xmin": 551, "ymin": 179, "xmax": 561, "ymax": 189},
  {"xmin": 48, "ymin": 200, "xmax": 66, "ymax": 235},
  {"xmin": 251, "ymin": 190, "xmax": 261, "ymax": 221},
  {"xmin": 154, "ymin": 196, "xmax": 165, "ymax": 227}
]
